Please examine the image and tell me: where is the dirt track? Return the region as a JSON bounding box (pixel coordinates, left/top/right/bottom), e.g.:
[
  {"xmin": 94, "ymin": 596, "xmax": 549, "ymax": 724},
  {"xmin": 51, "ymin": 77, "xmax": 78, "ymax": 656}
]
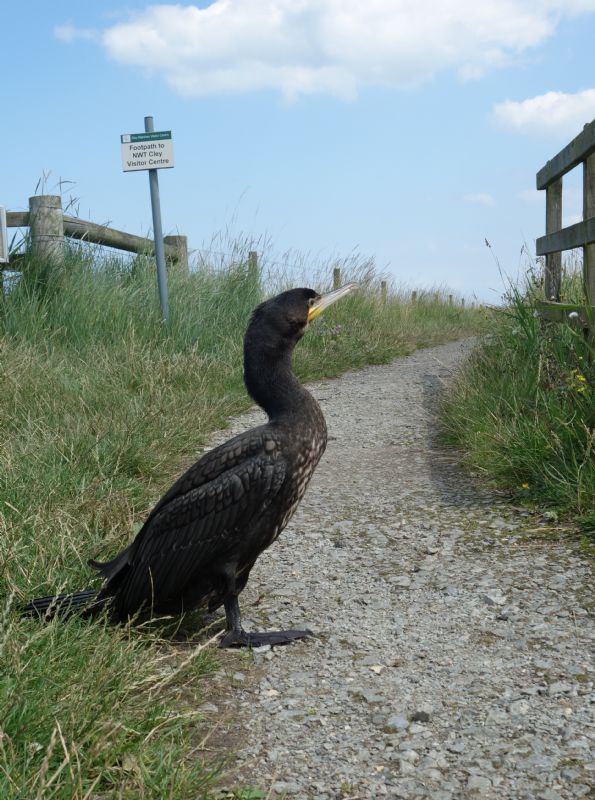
[{"xmin": 202, "ymin": 339, "xmax": 593, "ymax": 800}]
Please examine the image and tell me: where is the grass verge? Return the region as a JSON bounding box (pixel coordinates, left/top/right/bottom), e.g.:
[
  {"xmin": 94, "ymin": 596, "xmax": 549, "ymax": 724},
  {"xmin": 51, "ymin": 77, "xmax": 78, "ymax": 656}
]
[
  {"xmin": 441, "ymin": 260, "xmax": 594, "ymax": 536},
  {"xmin": 1, "ymin": 241, "xmax": 483, "ymax": 797}
]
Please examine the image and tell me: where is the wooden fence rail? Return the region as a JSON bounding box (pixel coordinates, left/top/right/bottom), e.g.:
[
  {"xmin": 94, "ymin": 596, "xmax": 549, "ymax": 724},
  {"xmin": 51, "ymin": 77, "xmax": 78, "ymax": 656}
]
[
  {"xmin": 536, "ymin": 119, "xmax": 595, "ymax": 330},
  {"xmin": 3, "ymin": 195, "xmax": 188, "ymax": 270}
]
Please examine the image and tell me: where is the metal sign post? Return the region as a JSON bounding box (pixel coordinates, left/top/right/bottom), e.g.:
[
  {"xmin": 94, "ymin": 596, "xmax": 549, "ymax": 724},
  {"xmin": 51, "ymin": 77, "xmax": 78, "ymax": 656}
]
[
  {"xmin": 121, "ymin": 117, "xmax": 174, "ymax": 323},
  {"xmin": 144, "ymin": 116, "xmax": 169, "ymax": 323}
]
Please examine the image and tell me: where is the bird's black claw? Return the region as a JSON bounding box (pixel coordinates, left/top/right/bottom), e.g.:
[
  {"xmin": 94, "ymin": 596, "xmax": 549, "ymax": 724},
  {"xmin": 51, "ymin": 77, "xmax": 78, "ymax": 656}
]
[{"xmin": 219, "ymin": 628, "xmax": 312, "ymax": 648}]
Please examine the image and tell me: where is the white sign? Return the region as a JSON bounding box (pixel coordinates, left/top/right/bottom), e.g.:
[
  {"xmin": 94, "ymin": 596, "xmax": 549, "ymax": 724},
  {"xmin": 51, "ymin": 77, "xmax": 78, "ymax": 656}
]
[
  {"xmin": 121, "ymin": 131, "xmax": 174, "ymax": 172},
  {"xmin": 0, "ymin": 207, "xmax": 8, "ymax": 264}
]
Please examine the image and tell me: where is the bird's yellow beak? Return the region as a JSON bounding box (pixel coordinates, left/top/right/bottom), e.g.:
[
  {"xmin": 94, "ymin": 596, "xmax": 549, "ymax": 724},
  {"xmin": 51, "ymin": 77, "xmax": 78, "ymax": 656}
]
[{"xmin": 307, "ymin": 282, "xmax": 359, "ymax": 322}]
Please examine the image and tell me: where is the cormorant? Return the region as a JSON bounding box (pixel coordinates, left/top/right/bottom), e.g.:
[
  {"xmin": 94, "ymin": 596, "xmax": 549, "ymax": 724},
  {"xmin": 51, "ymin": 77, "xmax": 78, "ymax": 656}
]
[{"xmin": 22, "ymin": 283, "xmax": 358, "ymax": 647}]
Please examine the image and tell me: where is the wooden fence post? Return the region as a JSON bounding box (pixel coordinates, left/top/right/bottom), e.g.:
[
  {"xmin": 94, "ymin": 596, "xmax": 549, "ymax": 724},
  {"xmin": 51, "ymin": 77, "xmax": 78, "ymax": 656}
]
[
  {"xmin": 163, "ymin": 235, "xmax": 188, "ymax": 271},
  {"xmin": 461, "ymin": 298, "xmax": 465, "ymax": 308},
  {"xmin": 411, "ymin": 290, "xmax": 417, "ymax": 303},
  {"xmin": 584, "ymin": 153, "xmax": 595, "ymax": 305},
  {"xmin": 545, "ymin": 177, "xmax": 563, "ymax": 301},
  {"xmin": 248, "ymin": 250, "xmax": 258, "ymax": 274},
  {"xmin": 333, "ymin": 267, "xmax": 341, "ymax": 289},
  {"xmin": 380, "ymin": 280, "xmax": 387, "ymax": 303},
  {"xmin": 29, "ymin": 195, "xmax": 64, "ymax": 263},
  {"xmin": 448, "ymin": 294, "xmax": 453, "ymax": 305}
]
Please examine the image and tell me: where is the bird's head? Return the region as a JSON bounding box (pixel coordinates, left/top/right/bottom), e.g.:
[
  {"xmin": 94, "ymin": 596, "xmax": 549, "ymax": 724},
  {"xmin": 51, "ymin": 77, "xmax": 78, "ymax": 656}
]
[
  {"xmin": 247, "ymin": 283, "xmax": 358, "ymax": 350},
  {"xmin": 244, "ymin": 283, "xmax": 358, "ymax": 415}
]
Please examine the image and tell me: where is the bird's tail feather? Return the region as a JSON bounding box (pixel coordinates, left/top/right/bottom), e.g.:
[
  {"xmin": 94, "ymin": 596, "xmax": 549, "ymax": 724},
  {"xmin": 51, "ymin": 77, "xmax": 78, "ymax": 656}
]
[{"xmin": 20, "ymin": 589, "xmax": 106, "ymax": 619}]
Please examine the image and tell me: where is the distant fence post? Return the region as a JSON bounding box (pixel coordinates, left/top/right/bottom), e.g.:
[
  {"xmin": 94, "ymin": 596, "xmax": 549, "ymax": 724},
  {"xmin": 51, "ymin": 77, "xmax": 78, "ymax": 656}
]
[
  {"xmin": 380, "ymin": 280, "xmax": 387, "ymax": 303},
  {"xmin": 584, "ymin": 152, "xmax": 595, "ymax": 305},
  {"xmin": 29, "ymin": 195, "xmax": 64, "ymax": 263},
  {"xmin": 461, "ymin": 298, "xmax": 465, "ymax": 308},
  {"xmin": 163, "ymin": 235, "xmax": 188, "ymax": 271},
  {"xmin": 333, "ymin": 267, "xmax": 341, "ymax": 289},
  {"xmin": 545, "ymin": 177, "xmax": 562, "ymax": 301},
  {"xmin": 448, "ymin": 294, "xmax": 453, "ymax": 305},
  {"xmin": 411, "ymin": 290, "xmax": 417, "ymax": 303},
  {"xmin": 248, "ymin": 250, "xmax": 258, "ymax": 278}
]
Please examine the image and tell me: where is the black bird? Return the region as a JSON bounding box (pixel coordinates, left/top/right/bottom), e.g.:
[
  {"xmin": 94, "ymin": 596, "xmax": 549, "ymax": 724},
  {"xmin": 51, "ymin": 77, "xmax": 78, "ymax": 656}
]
[{"xmin": 22, "ymin": 283, "xmax": 357, "ymax": 647}]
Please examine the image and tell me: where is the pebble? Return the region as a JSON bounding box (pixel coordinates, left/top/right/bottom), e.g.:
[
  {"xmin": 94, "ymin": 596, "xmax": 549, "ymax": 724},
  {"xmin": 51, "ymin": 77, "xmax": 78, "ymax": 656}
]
[
  {"xmin": 548, "ymin": 681, "xmax": 573, "ymax": 695},
  {"xmin": 384, "ymin": 714, "xmax": 410, "ymax": 733},
  {"xmin": 467, "ymin": 775, "xmax": 492, "ymax": 793},
  {"xmin": 203, "ymin": 341, "xmax": 594, "ymax": 799},
  {"xmin": 508, "ymin": 698, "xmax": 530, "ymax": 716}
]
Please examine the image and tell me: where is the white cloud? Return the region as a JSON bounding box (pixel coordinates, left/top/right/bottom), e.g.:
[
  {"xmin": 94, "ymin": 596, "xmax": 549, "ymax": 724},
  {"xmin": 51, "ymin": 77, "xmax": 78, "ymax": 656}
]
[
  {"xmin": 493, "ymin": 89, "xmax": 595, "ymax": 137},
  {"xmin": 57, "ymin": 1, "xmax": 595, "ymax": 99},
  {"xmin": 464, "ymin": 193, "xmax": 495, "ymax": 206}
]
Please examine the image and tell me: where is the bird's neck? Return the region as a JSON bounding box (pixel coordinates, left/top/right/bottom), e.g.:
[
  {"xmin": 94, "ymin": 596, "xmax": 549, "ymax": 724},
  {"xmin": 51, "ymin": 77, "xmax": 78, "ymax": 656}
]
[{"xmin": 244, "ymin": 345, "xmax": 314, "ymax": 420}]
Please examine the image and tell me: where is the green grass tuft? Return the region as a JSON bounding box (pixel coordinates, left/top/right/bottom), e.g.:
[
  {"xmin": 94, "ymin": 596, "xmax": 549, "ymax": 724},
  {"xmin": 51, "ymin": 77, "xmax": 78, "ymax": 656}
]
[{"xmin": 442, "ymin": 260, "xmax": 594, "ymax": 533}]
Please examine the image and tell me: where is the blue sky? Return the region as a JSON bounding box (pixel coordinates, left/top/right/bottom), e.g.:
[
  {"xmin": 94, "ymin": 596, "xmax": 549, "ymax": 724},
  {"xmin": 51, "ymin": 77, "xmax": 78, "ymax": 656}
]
[{"xmin": 3, "ymin": 1, "xmax": 595, "ymax": 302}]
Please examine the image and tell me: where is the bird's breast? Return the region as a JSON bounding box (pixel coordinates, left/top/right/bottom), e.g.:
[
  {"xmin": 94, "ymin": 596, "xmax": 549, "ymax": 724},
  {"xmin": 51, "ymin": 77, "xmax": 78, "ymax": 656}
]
[{"xmin": 273, "ymin": 429, "xmax": 326, "ymax": 535}]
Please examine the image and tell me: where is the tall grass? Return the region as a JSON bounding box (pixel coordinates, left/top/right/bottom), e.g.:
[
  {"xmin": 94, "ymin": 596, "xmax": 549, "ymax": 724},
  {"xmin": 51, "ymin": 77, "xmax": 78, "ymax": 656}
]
[
  {"xmin": 442, "ymin": 255, "xmax": 594, "ymax": 532},
  {"xmin": 1, "ymin": 240, "xmax": 483, "ymax": 797}
]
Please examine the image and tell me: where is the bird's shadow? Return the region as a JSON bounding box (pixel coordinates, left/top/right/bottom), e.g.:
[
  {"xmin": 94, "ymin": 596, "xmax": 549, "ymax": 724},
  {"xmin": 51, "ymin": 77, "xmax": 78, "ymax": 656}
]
[{"xmin": 134, "ymin": 608, "xmax": 226, "ymax": 648}]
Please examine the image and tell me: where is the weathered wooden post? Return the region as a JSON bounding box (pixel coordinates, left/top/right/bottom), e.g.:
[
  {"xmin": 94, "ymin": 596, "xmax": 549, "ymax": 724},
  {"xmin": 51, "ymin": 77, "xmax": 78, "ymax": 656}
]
[
  {"xmin": 248, "ymin": 250, "xmax": 258, "ymax": 277},
  {"xmin": 380, "ymin": 280, "xmax": 387, "ymax": 303},
  {"xmin": 333, "ymin": 267, "xmax": 341, "ymax": 289},
  {"xmin": 411, "ymin": 290, "xmax": 417, "ymax": 303},
  {"xmin": 164, "ymin": 235, "xmax": 188, "ymax": 271},
  {"xmin": 29, "ymin": 195, "xmax": 64, "ymax": 263},
  {"xmin": 461, "ymin": 298, "xmax": 465, "ymax": 308},
  {"xmin": 545, "ymin": 177, "xmax": 563, "ymax": 301},
  {"xmin": 0, "ymin": 206, "xmax": 8, "ymax": 267},
  {"xmin": 448, "ymin": 294, "xmax": 453, "ymax": 305},
  {"xmin": 584, "ymin": 152, "xmax": 595, "ymax": 305}
]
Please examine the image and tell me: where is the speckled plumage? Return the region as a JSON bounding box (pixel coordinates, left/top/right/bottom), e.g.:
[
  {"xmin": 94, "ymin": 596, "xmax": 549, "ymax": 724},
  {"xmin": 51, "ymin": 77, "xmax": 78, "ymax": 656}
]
[
  {"xmin": 22, "ymin": 286, "xmax": 349, "ymax": 646},
  {"xmin": 90, "ymin": 288, "xmax": 328, "ymax": 638}
]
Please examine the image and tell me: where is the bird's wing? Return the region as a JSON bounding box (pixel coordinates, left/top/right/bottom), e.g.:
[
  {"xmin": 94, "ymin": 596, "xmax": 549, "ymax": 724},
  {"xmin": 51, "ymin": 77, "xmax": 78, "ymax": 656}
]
[
  {"xmin": 142, "ymin": 425, "xmax": 276, "ymax": 525},
  {"xmin": 113, "ymin": 452, "xmax": 286, "ymax": 615}
]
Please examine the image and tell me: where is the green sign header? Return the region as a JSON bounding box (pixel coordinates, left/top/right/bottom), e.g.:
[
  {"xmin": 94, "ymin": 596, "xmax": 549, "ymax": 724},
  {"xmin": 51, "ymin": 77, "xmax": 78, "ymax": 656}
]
[{"xmin": 121, "ymin": 131, "xmax": 172, "ymax": 144}]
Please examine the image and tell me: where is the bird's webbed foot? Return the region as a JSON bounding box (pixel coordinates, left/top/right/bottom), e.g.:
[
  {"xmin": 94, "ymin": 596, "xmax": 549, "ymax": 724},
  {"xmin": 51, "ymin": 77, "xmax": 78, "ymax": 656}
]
[
  {"xmin": 221, "ymin": 587, "xmax": 311, "ymax": 648},
  {"xmin": 218, "ymin": 628, "xmax": 312, "ymax": 648}
]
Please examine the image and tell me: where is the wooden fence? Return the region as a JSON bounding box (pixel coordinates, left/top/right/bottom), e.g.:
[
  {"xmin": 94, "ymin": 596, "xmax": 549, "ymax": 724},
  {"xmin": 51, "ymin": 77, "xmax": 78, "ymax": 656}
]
[
  {"xmin": 3, "ymin": 196, "xmax": 476, "ymax": 308},
  {"xmin": 536, "ymin": 119, "xmax": 595, "ymax": 330},
  {"xmin": 2, "ymin": 195, "xmax": 188, "ymax": 270}
]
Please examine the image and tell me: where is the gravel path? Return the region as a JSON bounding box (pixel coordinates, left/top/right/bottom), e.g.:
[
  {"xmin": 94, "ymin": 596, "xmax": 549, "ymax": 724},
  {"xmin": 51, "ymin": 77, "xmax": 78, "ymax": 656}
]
[{"xmin": 203, "ymin": 339, "xmax": 593, "ymax": 800}]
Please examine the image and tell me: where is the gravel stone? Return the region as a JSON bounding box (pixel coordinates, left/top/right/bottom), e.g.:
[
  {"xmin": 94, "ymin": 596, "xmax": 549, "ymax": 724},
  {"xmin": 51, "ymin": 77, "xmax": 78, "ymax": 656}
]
[
  {"xmin": 202, "ymin": 340, "xmax": 593, "ymax": 799},
  {"xmin": 409, "ymin": 710, "xmax": 431, "ymax": 723},
  {"xmin": 384, "ymin": 714, "xmax": 410, "ymax": 733},
  {"xmin": 548, "ymin": 681, "xmax": 573, "ymax": 695},
  {"xmin": 467, "ymin": 775, "xmax": 493, "ymax": 793}
]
